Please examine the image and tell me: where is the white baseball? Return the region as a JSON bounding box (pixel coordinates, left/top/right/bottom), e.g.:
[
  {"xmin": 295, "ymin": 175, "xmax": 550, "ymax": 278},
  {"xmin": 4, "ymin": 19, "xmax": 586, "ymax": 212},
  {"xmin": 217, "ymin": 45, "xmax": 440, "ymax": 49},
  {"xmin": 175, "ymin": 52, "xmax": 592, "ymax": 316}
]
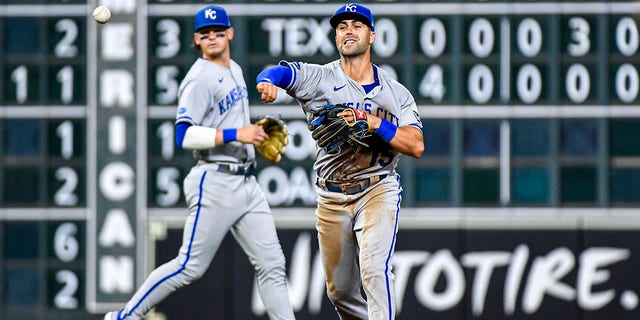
[{"xmin": 93, "ymin": 5, "xmax": 111, "ymax": 24}]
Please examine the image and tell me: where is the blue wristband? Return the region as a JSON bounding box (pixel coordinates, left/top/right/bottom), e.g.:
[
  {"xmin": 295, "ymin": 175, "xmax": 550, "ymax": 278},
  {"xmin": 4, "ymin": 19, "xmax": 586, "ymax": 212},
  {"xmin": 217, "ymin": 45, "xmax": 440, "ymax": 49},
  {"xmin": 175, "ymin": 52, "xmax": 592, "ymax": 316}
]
[
  {"xmin": 375, "ymin": 119, "xmax": 397, "ymax": 143},
  {"xmin": 222, "ymin": 129, "xmax": 237, "ymax": 143}
]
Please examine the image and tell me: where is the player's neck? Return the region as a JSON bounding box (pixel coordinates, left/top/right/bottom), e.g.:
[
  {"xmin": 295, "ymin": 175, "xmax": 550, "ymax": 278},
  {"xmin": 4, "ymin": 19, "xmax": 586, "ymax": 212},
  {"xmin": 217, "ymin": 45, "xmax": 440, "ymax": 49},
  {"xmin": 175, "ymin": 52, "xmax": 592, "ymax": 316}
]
[
  {"xmin": 340, "ymin": 55, "xmax": 373, "ymax": 85},
  {"xmin": 202, "ymin": 51, "xmax": 231, "ymax": 68}
]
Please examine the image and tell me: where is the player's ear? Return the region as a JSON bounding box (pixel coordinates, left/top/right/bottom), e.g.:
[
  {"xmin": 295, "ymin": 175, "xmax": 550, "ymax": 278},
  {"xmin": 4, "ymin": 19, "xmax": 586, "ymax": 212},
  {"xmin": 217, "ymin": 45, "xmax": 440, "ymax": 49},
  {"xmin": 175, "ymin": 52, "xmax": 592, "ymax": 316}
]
[
  {"xmin": 193, "ymin": 32, "xmax": 201, "ymax": 45},
  {"xmin": 369, "ymin": 30, "xmax": 375, "ymax": 45},
  {"xmin": 227, "ymin": 27, "xmax": 235, "ymax": 41}
]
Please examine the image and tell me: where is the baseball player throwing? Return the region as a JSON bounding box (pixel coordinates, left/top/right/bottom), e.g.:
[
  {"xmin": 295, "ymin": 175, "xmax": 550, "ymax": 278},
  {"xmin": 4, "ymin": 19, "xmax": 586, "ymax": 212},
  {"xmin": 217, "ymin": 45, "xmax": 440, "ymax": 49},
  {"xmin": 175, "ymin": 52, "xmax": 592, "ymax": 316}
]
[
  {"xmin": 256, "ymin": 3, "xmax": 424, "ymax": 319},
  {"xmin": 104, "ymin": 6, "xmax": 295, "ymax": 320}
]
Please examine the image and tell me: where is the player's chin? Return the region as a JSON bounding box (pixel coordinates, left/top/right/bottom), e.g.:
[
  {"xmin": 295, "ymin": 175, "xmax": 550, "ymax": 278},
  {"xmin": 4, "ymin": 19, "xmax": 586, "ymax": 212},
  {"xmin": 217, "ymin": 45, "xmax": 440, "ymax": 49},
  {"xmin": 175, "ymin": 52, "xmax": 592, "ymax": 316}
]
[
  {"xmin": 338, "ymin": 46, "xmax": 365, "ymax": 58},
  {"xmin": 204, "ymin": 46, "xmax": 222, "ymax": 54}
]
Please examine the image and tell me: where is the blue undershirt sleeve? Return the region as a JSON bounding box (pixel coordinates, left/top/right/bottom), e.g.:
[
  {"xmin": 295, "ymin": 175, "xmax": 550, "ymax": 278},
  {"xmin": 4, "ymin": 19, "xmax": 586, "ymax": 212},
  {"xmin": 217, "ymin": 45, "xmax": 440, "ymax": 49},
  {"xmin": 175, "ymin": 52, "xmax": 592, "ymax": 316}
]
[
  {"xmin": 256, "ymin": 65, "xmax": 293, "ymax": 89},
  {"xmin": 175, "ymin": 122, "xmax": 190, "ymax": 148}
]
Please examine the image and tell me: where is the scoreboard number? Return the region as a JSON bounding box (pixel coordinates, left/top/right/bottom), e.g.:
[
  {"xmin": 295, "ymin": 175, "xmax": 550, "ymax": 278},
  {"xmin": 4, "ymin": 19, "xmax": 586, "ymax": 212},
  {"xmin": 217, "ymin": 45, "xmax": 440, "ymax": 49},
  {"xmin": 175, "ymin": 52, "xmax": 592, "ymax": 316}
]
[
  {"xmin": 54, "ymin": 19, "xmax": 79, "ymax": 58},
  {"xmin": 53, "ymin": 222, "xmax": 81, "ymax": 309},
  {"xmin": 10, "ymin": 65, "xmax": 29, "ymax": 104},
  {"xmin": 616, "ymin": 63, "xmax": 639, "ymax": 103},
  {"xmin": 56, "ymin": 120, "xmax": 75, "ymax": 159},
  {"xmin": 54, "ymin": 167, "xmax": 80, "ymax": 206},
  {"xmin": 568, "ymin": 17, "xmax": 591, "ymax": 57},
  {"xmin": 616, "ymin": 17, "xmax": 639, "ymax": 56},
  {"xmin": 155, "ymin": 66, "xmax": 180, "ymax": 105},
  {"xmin": 54, "ymin": 270, "xmax": 80, "ymax": 309},
  {"xmin": 155, "ymin": 19, "xmax": 182, "ymax": 59},
  {"xmin": 565, "ymin": 63, "xmax": 591, "ymax": 103}
]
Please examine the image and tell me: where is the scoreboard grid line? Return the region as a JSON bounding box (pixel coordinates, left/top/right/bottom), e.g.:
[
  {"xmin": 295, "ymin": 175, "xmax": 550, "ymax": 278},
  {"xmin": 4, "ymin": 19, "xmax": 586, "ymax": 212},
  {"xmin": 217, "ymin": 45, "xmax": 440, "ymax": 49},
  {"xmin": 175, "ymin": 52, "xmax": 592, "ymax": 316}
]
[
  {"xmin": 0, "ymin": 208, "xmax": 86, "ymax": 220},
  {"xmin": 1, "ymin": 5, "xmax": 89, "ymax": 16},
  {"xmin": 143, "ymin": 2, "xmax": 640, "ymax": 16},
  {"xmin": 144, "ymin": 105, "xmax": 640, "ymax": 119},
  {"xmin": 147, "ymin": 207, "xmax": 640, "ymax": 230},
  {"xmin": 1, "ymin": 207, "xmax": 638, "ymax": 228},
  {"xmin": 0, "ymin": 105, "xmax": 640, "ymax": 119},
  {"xmin": 0, "ymin": 107, "xmax": 86, "ymax": 118},
  {"xmin": 5, "ymin": 2, "xmax": 638, "ymax": 17}
]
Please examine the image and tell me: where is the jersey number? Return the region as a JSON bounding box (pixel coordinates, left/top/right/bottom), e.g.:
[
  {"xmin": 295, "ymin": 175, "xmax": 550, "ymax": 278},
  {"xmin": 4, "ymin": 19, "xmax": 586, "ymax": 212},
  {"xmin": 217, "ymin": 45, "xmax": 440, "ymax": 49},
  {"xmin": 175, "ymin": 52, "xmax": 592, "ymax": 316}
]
[{"xmin": 370, "ymin": 150, "xmax": 394, "ymax": 167}]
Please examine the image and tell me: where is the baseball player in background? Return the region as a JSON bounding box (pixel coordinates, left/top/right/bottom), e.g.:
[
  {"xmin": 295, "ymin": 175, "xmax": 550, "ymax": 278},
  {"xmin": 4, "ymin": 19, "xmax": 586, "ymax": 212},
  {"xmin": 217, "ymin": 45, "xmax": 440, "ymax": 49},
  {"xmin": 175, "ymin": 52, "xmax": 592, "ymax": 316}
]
[
  {"xmin": 256, "ymin": 3, "xmax": 424, "ymax": 320},
  {"xmin": 104, "ymin": 5, "xmax": 295, "ymax": 320}
]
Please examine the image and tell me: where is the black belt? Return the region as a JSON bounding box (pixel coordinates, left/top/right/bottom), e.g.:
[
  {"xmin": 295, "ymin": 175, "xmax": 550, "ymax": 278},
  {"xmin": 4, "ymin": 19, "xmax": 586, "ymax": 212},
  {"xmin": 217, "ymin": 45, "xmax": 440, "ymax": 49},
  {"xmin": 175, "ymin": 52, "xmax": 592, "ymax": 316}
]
[
  {"xmin": 317, "ymin": 175, "xmax": 387, "ymax": 195},
  {"xmin": 199, "ymin": 161, "xmax": 254, "ymax": 176},
  {"xmin": 216, "ymin": 163, "xmax": 254, "ymax": 176}
]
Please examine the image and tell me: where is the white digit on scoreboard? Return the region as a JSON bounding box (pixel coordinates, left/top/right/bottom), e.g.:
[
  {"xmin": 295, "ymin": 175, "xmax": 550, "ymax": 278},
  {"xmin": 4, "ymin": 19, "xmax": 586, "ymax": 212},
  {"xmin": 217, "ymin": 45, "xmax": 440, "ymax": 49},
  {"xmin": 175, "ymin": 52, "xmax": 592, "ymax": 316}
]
[
  {"xmin": 57, "ymin": 65, "xmax": 74, "ymax": 104},
  {"xmin": 54, "ymin": 19, "xmax": 79, "ymax": 58},
  {"xmin": 616, "ymin": 64, "xmax": 639, "ymax": 103},
  {"xmin": 157, "ymin": 120, "xmax": 175, "ymax": 160},
  {"xmin": 517, "ymin": 18, "xmax": 542, "ymax": 58},
  {"xmin": 53, "ymin": 223, "xmax": 80, "ymax": 309},
  {"xmin": 516, "ymin": 64, "xmax": 542, "ymax": 104},
  {"xmin": 155, "ymin": 18, "xmax": 181, "ymax": 59},
  {"xmin": 54, "ymin": 167, "xmax": 79, "ymax": 206},
  {"xmin": 10, "ymin": 65, "xmax": 28, "ymax": 104},
  {"xmin": 469, "ymin": 18, "xmax": 495, "ymax": 58},
  {"xmin": 420, "ymin": 18, "xmax": 446, "ymax": 58},
  {"xmin": 468, "ymin": 64, "xmax": 494, "ymax": 104},
  {"xmin": 419, "ymin": 18, "xmax": 447, "ymax": 102},
  {"xmin": 372, "ymin": 18, "xmax": 398, "ymax": 58},
  {"xmin": 616, "ymin": 17, "xmax": 638, "ymax": 57},
  {"xmin": 156, "ymin": 167, "xmax": 181, "ymax": 207},
  {"xmin": 155, "ymin": 65, "xmax": 180, "ymax": 104},
  {"xmin": 565, "ymin": 63, "xmax": 590, "ymax": 103},
  {"xmin": 568, "ymin": 17, "xmax": 591, "ymax": 57}
]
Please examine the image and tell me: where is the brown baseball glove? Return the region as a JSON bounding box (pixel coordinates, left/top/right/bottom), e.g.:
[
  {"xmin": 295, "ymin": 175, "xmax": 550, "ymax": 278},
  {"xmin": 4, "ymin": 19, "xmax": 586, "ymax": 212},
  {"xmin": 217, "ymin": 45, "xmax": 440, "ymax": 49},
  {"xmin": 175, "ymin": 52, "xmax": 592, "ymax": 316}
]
[{"xmin": 255, "ymin": 116, "xmax": 289, "ymax": 163}]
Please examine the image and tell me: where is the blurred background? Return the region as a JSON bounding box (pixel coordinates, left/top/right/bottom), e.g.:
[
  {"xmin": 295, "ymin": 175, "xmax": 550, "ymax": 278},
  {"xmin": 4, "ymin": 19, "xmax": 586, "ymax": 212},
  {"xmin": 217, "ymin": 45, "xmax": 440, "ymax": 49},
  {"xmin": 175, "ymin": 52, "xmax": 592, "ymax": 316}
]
[{"xmin": 0, "ymin": 0, "xmax": 639, "ymax": 319}]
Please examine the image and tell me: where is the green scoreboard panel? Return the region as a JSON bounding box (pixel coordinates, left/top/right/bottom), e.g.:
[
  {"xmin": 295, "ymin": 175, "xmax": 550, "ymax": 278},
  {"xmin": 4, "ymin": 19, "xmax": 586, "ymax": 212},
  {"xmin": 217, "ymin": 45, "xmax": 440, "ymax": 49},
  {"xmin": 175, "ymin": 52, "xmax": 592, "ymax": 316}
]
[{"xmin": 1, "ymin": 1, "xmax": 640, "ymax": 319}]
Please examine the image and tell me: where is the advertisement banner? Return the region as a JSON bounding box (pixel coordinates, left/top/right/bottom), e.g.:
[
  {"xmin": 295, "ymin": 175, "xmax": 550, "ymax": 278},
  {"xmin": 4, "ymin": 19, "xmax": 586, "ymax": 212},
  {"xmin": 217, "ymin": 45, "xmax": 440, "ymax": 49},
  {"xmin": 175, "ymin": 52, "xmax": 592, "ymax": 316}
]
[{"xmin": 154, "ymin": 228, "xmax": 640, "ymax": 320}]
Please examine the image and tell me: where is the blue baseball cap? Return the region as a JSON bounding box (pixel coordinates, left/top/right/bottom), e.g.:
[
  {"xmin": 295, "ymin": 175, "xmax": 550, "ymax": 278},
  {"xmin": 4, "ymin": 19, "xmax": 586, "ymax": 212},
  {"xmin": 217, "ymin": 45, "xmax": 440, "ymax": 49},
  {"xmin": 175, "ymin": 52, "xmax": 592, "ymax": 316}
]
[
  {"xmin": 330, "ymin": 3, "xmax": 375, "ymax": 31},
  {"xmin": 194, "ymin": 6, "xmax": 231, "ymax": 32}
]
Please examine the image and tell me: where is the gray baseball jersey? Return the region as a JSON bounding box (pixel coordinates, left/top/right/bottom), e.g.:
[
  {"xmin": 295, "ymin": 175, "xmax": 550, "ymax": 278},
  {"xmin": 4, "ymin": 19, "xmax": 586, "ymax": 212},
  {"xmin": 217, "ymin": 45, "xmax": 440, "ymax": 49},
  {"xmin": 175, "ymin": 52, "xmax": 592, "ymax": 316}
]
[
  {"xmin": 176, "ymin": 58, "xmax": 254, "ymax": 163},
  {"xmin": 279, "ymin": 59, "xmax": 422, "ymax": 320},
  {"xmin": 109, "ymin": 58, "xmax": 294, "ymax": 320},
  {"xmin": 280, "ymin": 60, "xmax": 422, "ymax": 181}
]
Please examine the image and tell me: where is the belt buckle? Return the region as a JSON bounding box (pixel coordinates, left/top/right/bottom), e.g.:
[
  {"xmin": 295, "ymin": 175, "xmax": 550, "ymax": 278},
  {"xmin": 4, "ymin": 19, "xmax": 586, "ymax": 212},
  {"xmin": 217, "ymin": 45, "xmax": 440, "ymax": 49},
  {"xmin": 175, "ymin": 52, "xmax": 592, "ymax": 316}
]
[
  {"xmin": 216, "ymin": 163, "xmax": 233, "ymax": 174},
  {"xmin": 339, "ymin": 183, "xmax": 349, "ymax": 194},
  {"xmin": 359, "ymin": 179, "xmax": 368, "ymax": 191}
]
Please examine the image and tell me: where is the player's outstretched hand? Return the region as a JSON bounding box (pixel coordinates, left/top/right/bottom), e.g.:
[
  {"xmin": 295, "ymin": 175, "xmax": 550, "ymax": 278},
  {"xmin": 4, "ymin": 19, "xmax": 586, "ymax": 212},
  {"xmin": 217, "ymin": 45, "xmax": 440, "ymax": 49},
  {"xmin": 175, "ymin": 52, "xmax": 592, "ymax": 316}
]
[
  {"xmin": 237, "ymin": 124, "xmax": 269, "ymax": 145},
  {"xmin": 256, "ymin": 82, "xmax": 279, "ymax": 103}
]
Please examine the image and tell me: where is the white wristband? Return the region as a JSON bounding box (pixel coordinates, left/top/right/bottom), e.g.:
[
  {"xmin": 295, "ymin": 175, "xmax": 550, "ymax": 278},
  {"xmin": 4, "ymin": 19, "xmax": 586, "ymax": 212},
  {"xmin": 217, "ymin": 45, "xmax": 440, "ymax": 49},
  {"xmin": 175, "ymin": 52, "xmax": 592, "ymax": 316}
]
[{"xmin": 182, "ymin": 126, "xmax": 217, "ymax": 149}]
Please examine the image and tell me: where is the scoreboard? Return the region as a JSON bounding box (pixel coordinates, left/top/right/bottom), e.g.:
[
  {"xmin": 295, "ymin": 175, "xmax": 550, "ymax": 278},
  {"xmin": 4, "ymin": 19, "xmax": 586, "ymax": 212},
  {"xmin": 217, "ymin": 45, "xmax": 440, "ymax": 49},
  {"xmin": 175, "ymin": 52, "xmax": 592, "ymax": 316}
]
[{"xmin": 0, "ymin": 1, "xmax": 639, "ymax": 319}]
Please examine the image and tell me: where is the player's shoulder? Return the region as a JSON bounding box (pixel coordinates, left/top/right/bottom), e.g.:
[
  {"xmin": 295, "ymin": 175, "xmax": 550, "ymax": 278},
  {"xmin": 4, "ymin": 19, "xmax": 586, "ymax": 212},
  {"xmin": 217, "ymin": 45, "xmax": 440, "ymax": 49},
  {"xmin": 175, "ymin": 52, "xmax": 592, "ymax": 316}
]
[
  {"xmin": 279, "ymin": 59, "xmax": 338, "ymax": 70},
  {"xmin": 229, "ymin": 59, "xmax": 243, "ymax": 72},
  {"xmin": 324, "ymin": 60, "xmax": 341, "ymax": 69},
  {"xmin": 179, "ymin": 59, "xmax": 217, "ymax": 90},
  {"xmin": 185, "ymin": 58, "xmax": 217, "ymax": 79}
]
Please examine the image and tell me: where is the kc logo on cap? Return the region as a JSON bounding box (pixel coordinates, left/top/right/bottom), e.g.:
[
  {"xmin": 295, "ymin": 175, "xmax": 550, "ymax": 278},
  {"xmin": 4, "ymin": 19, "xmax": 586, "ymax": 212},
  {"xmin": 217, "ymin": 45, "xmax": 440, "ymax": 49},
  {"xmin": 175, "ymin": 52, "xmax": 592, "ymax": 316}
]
[
  {"xmin": 204, "ymin": 8, "xmax": 217, "ymax": 20},
  {"xmin": 344, "ymin": 3, "xmax": 359, "ymax": 13},
  {"xmin": 194, "ymin": 5, "xmax": 231, "ymax": 32},
  {"xmin": 330, "ymin": 3, "xmax": 375, "ymax": 31}
]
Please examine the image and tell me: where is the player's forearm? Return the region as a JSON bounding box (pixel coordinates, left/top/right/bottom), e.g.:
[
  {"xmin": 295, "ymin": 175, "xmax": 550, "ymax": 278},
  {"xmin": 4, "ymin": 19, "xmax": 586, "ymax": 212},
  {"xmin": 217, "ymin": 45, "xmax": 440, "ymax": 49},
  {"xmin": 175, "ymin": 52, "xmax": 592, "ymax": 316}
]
[
  {"xmin": 178, "ymin": 124, "xmax": 219, "ymax": 149},
  {"xmin": 386, "ymin": 126, "xmax": 425, "ymax": 158},
  {"xmin": 256, "ymin": 65, "xmax": 293, "ymax": 88}
]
